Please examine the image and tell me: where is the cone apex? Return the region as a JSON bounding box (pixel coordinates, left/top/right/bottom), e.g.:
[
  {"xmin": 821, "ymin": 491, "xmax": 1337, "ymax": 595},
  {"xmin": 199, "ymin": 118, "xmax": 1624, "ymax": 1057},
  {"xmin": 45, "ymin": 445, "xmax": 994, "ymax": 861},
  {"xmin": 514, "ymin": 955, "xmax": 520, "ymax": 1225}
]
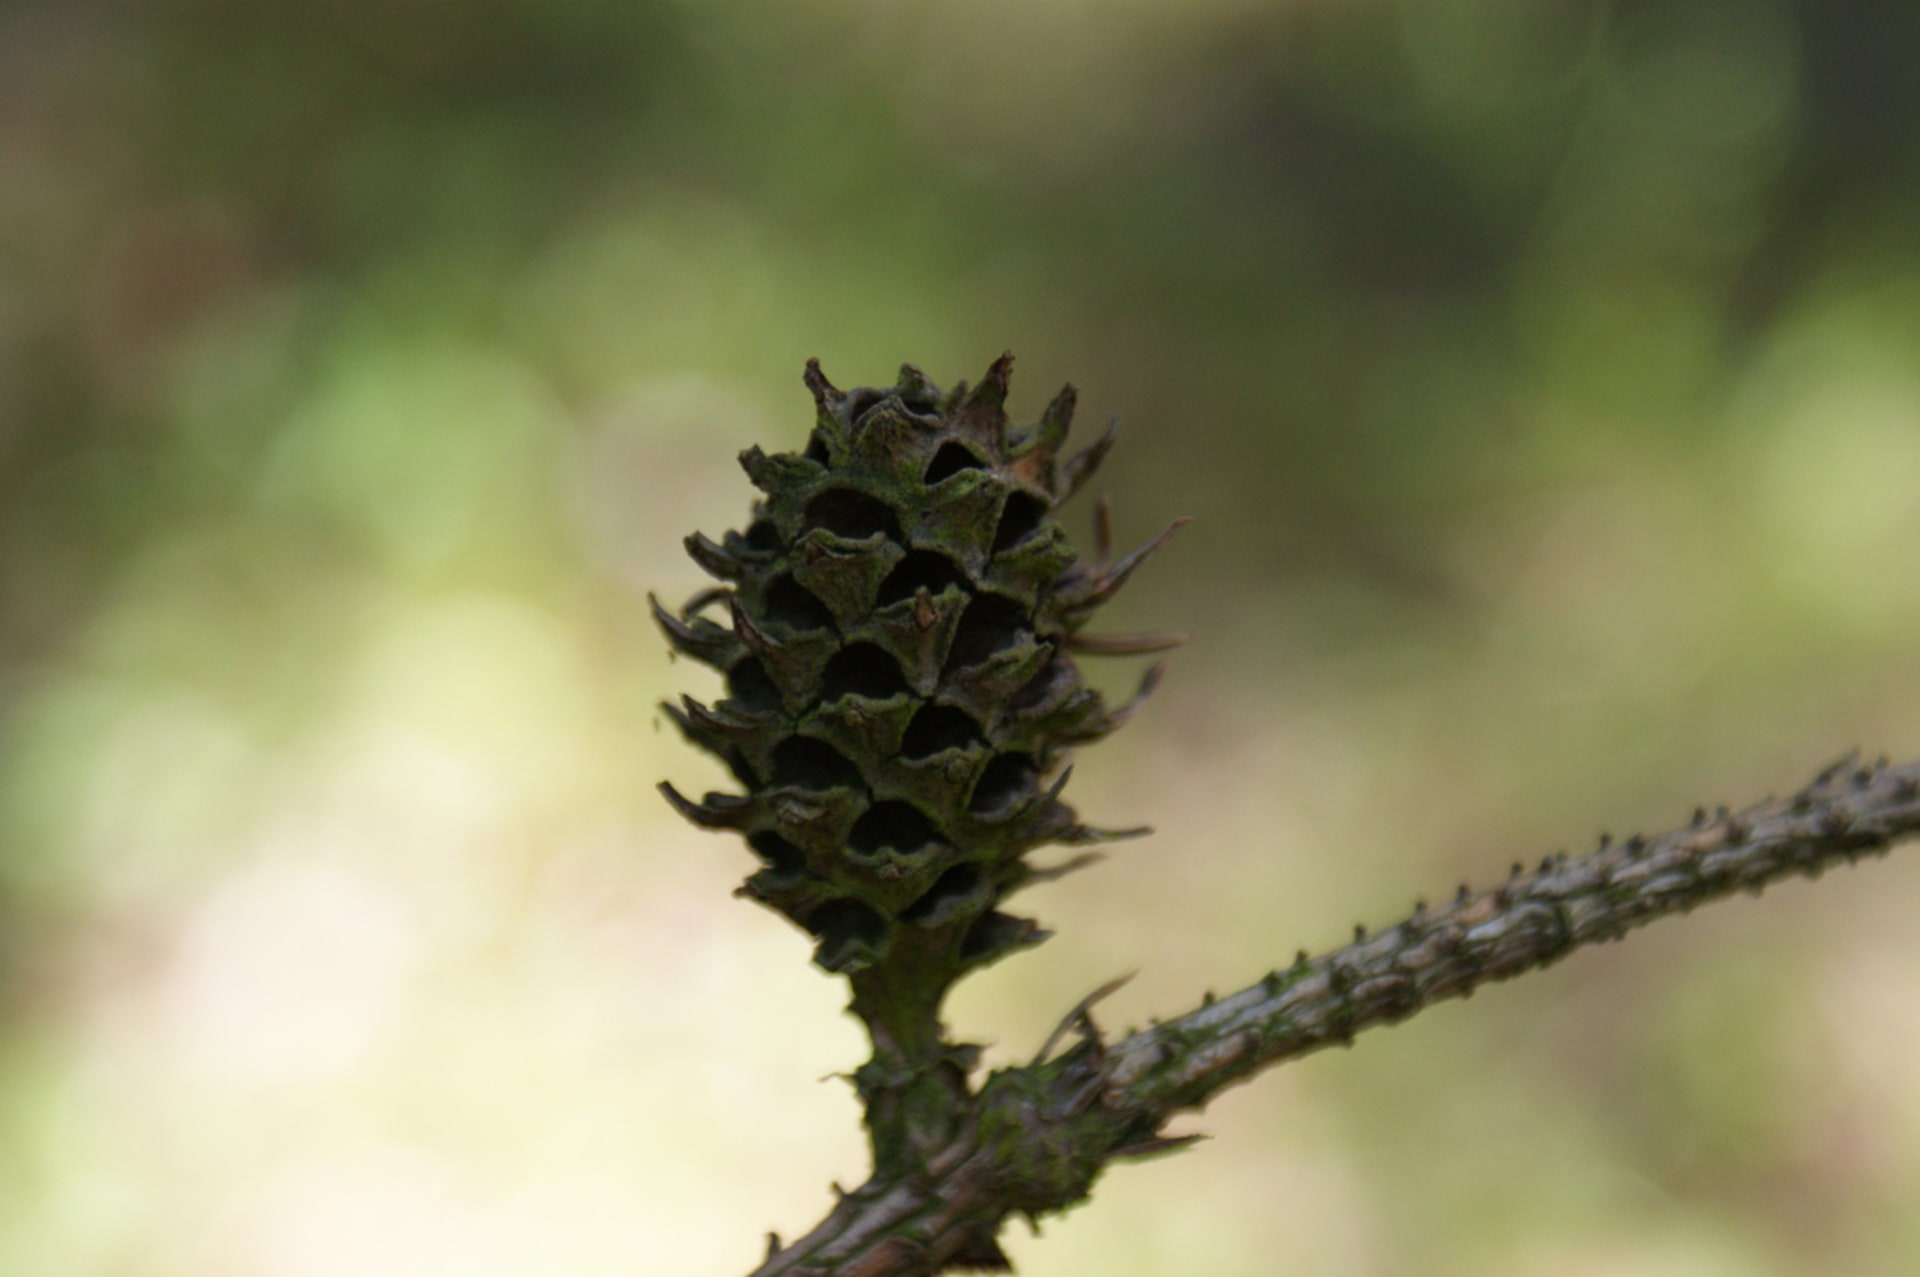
[
  {"xmin": 1037, "ymin": 383, "xmax": 1078, "ymax": 451},
  {"xmin": 955, "ymin": 352, "xmax": 1016, "ymax": 444},
  {"xmin": 894, "ymin": 362, "xmax": 940, "ymax": 405},
  {"xmin": 804, "ymin": 358, "xmax": 843, "ymax": 414}
]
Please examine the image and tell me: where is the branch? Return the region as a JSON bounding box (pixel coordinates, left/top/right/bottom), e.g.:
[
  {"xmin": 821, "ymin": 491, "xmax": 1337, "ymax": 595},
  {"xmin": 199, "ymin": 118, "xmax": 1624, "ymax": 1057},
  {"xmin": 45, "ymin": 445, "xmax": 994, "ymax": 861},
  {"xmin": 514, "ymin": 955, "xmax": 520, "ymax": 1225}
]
[{"xmin": 747, "ymin": 755, "xmax": 1920, "ymax": 1277}]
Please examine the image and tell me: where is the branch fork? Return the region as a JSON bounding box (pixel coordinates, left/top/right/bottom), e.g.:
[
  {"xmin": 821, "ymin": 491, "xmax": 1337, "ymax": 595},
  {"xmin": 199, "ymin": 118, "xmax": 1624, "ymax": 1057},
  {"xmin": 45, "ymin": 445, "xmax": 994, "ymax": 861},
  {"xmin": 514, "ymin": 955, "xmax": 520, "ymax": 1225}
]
[{"xmin": 748, "ymin": 754, "xmax": 1920, "ymax": 1277}]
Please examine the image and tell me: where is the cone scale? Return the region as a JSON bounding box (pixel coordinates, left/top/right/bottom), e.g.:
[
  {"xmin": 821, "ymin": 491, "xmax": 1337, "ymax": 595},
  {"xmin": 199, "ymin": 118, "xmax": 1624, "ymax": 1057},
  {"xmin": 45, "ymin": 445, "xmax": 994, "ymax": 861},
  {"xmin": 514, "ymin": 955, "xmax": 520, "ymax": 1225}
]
[{"xmin": 658, "ymin": 355, "xmax": 1181, "ymax": 1173}]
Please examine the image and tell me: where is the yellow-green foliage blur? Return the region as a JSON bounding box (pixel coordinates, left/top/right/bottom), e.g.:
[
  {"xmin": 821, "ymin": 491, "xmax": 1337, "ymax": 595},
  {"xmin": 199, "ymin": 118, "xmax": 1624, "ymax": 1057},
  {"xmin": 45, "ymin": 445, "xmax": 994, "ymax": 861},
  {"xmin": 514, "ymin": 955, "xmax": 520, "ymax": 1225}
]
[{"xmin": 4, "ymin": 3, "xmax": 1920, "ymax": 1274}]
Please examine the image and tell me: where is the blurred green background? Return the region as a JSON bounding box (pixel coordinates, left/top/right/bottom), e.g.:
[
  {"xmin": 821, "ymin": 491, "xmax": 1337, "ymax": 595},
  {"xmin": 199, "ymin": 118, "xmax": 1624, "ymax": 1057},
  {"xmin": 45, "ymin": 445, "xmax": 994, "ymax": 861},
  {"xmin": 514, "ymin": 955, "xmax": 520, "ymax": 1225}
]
[{"xmin": 5, "ymin": 1, "xmax": 1920, "ymax": 1273}]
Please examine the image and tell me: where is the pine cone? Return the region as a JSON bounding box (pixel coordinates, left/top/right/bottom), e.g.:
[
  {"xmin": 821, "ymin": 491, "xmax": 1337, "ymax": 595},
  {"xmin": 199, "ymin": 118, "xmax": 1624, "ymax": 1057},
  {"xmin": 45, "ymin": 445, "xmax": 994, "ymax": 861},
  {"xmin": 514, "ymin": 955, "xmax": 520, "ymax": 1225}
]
[{"xmin": 657, "ymin": 354, "xmax": 1182, "ymax": 996}]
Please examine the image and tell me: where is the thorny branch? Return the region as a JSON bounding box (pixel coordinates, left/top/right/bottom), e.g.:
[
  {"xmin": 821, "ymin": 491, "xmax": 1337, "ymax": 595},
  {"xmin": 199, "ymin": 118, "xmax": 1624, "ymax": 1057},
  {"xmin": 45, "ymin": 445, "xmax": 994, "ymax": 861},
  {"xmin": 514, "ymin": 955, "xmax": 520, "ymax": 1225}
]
[{"xmin": 746, "ymin": 754, "xmax": 1920, "ymax": 1277}]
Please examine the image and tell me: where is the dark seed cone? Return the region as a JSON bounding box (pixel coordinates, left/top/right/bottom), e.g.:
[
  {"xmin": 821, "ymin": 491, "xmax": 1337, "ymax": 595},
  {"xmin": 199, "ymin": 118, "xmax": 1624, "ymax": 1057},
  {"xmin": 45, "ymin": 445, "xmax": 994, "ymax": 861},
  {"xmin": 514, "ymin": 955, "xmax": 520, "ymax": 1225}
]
[{"xmin": 656, "ymin": 354, "xmax": 1181, "ymax": 1171}]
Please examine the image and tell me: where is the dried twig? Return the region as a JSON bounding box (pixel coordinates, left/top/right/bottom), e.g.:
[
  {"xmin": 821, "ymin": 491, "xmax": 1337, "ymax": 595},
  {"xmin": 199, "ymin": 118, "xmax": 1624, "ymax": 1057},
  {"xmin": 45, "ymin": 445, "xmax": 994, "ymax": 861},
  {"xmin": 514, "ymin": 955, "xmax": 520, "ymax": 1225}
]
[{"xmin": 747, "ymin": 755, "xmax": 1920, "ymax": 1277}]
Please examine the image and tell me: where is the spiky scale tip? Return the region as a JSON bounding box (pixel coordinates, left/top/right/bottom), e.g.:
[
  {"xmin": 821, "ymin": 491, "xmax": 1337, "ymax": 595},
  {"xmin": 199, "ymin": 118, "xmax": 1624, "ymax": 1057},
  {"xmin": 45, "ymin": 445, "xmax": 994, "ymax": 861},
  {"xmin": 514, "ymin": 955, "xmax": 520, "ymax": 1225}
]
[{"xmin": 658, "ymin": 356, "xmax": 1179, "ymax": 993}]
